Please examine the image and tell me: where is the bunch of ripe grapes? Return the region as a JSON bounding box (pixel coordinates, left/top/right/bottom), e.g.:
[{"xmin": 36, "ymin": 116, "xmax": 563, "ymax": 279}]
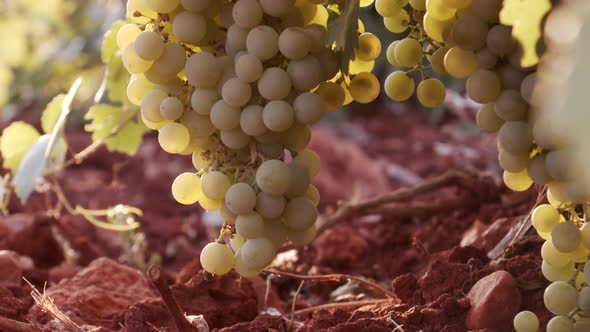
[{"xmin": 116, "ymin": 0, "xmax": 381, "ymax": 278}]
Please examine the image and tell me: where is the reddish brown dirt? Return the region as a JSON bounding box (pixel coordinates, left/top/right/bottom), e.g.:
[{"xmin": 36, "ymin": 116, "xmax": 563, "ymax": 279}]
[{"xmin": 0, "ymin": 107, "xmax": 548, "ymax": 332}]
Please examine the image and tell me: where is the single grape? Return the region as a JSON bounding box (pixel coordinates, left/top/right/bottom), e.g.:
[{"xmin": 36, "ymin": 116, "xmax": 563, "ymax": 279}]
[
  {"xmin": 236, "ymin": 212, "xmax": 265, "ymax": 239},
  {"xmin": 263, "ymin": 100, "xmax": 294, "ymax": 132},
  {"xmin": 288, "ymin": 225, "xmax": 317, "ymax": 246},
  {"xmin": 200, "ymin": 242, "xmax": 235, "ymax": 275},
  {"xmin": 220, "ymin": 128, "xmax": 250, "ymax": 150},
  {"xmin": 256, "ymin": 192, "xmax": 286, "ymax": 220},
  {"xmin": 316, "ymin": 82, "xmax": 345, "ymax": 112},
  {"xmin": 134, "ymin": 31, "xmax": 164, "ymax": 61},
  {"xmin": 256, "ymin": 160, "xmax": 291, "ymax": 195},
  {"xmin": 356, "ymin": 33, "xmax": 382, "ymax": 62},
  {"xmin": 532, "ymin": 204, "xmax": 560, "ymax": 234},
  {"xmin": 279, "ymin": 27, "xmax": 311, "ymax": 60},
  {"xmin": 546, "ymin": 315, "xmax": 574, "ymax": 332},
  {"xmin": 444, "ymin": 47, "xmax": 479, "ymax": 78},
  {"xmin": 185, "ymin": 52, "xmax": 222, "ymax": 88},
  {"xmin": 384, "ymin": 10, "xmax": 410, "ymax": 33},
  {"xmin": 259, "ymin": 0, "xmax": 294, "ymax": 17},
  {"xmin": 426, "ymin": 0, "xmax": 456, "ymax": 20},
  {"xmin": 232, "ymin": 0, "xmax": 263, "ymax": 29},
  {"xmin": 513, "ymin": 311, "xmax": 539, "ymax": 332},
  {"xmin": 181, "ymin": 0, "xmax": 211, "ymax": 13},
  {"xmin": 487, "ymin": 25, "xmax": 516, "ymax": 57},
  {"xmin": 542, "ymin": 260, "xmax": 575, "ymax": 282},
  {"xmin": 428, "ymin": 47, "xmax": 449, "ymax": 75},
  {"xmin": 145, "ymin": 0, "xmax": 180, "ymax": 13},
  {"xmin": 122, "ymin": 44, "xmax": 152, "ymax": 75},
  {"xmin": 258, "ymin": 67, "xmax": 292, "ymax": 101},
  {"xmin": 225, "ymin": 182, "xmax": 256, "ymax": 215},
  {"xmin": 375, "ymin": 0, "xmax": 403, "ymax": 17},
  {"xmin": 287, "ymin": 55, "xmax": 322, "ymax": 91},
  {"xmin": 117, "ymin": 24, "xmax": 141, "ymax": 50},
  {"xmin": 349, "ymin": 72, "xmax": 381, "ymax": 104},
  {"xmin": 466, "ymin": 70, "xmax": 502, "ymax": 104},
  {"xmin": 201, "ymin": 171, "xmax": 232, "ymax": 200},
  {"xmin": 503, "ymin": 169, "xmax": 533, "ymax": 192},
  {"xmin": 384, "ymin": 71, "xmax": 415, "ymax": 102},
  {"xmin": 210, "ymin": 100, "xmax": 241, "ymax": 131},
  {"xmin": 284, "ymin": 196, "xmax": 318, "ymax": 231},
  {"xmin": 528, "ymin": 154, "xmax": 553, "ymax": 185},
  {"xmin": 158, "ymin": 122, "xmax": 190, "ymax": 154},
  {"xmin": 173, "ymin": 11, "xmax": 207, "ymax": 45},
  {"xmin": 191, "ymin": 89, "xmax": 219, "ymax": 115},
  {"xmin": 160, "ymin": 97, "xmax": 184, "ymax": 121},
  {"xmin": 293, "ymin": 92, "xmax": 324, "ymax": 125},
  {"xmin": 239, "ymin": 238, "xmax": 275, "ymax": 269},
  {"xmin": 544, "ymin": 281, "xmax": 578, "ymax": 315},
  {"xmin": 293, "ymin": 149, "xmax": 321, "ymax": 177},
  {"xmin": 495, "ymin": 90, "xmax": 528, "ymax": 121},
  {"xmin": 394, "ymin": 38, "xmax": 423, "ymax": 67},
  {"xmin": 221, "ymin": 78, "xmax": 252, "ymax": 107},
  {"xmin": 235, "ymin": 53, "xmax": 263, "ymax": 83},
  {"xmin": 417, "ymin": 78, "xmax": 446, "ymax": 108},
  {"xmin": 286, "ymin": 164, "xmax": 311, "ymax": 198},
  {"xmin": 153, "ymin": 42, "xmax": 187, "ymax": 76},
  {"xmin": 552, "ymin": 221, "xmax": 581, "ymax": 254},
  {"xmin": 127, "ymin": 77, "xmax": 154, "ymax": 106},
  {"xmin": 247, "ymin": 25, "xmax": 279, "ymax": 61},
  {"xmin": 498, "ymin": 121, "xmax": 533, "ymax": 155},
  {"xmin": 263, "ymin": 219, "xmax": 289, "ymax": 247},
  {"xmin": 476, "ymin": 104, "xmax": 504, "ymax": 133}
]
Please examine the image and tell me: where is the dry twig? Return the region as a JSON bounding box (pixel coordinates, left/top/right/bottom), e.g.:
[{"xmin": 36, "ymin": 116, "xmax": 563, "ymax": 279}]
[
  {"xmin": 291, "ymin": 299, "xmax": 391, "ymax": 317},
  {"xmin": 265, "ymin": 269, "xmax": 396, "ymax": 298},
  {"xmin": 26, "ymin": 279, "xmax": 85, "ymax": 332},
  {"xmin": 147, "ymin": 265, "xmax": 196, "ymax": 332}
]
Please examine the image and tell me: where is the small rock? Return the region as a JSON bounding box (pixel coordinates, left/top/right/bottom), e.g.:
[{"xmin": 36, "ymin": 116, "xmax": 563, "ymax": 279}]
[
  {"xmin": 0, "ymin": 251, "xmax": 24, "ymax": 286},
  {"xmin": 28, "ymin": 257, "xmax": 157, "ymax": 328},
  {"xmin": 465, "ymin": 270, "xmax": 521, "ymax": 331}
]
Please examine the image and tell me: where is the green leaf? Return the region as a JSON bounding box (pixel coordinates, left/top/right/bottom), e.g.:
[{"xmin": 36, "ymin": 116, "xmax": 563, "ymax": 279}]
[
  {"xmin": 107, "ymin": 55, "xmax": 131, "ymax": 104},
  {"xmin": 105, "ymin": 121, "xmax": 146, "ymax": 155},
  {"xmin": 0, "ymin": 122, "xmax": 41, "ymax": 173},
  {"xmin": 41, "ymin": 94, "xmax": 65, "ymax": 134},
  {"xmin": 85, "ymin": 105, "xmax": 146, "ymax": 155},
  {"xmin": 500, "ymin": 0, "xmax": 552, "ymax": 67},
  {"xmin": 102, "ymin": 21, "xmax": 125, "ymax": 64},
  {"xmin": 12, "ymin": 135, "xmax": 50, "ymax": 203},
  {"xmin": 326, "ymin": 0, "xmax": 360, "ymax": 75}
]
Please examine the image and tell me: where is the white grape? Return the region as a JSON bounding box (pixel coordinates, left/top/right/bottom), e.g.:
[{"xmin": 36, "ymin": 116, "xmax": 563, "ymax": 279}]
[
  {"xmin": 225, "ymin": 182, "xmax": 257, "ymax": 215},
  {"xmin": 200, "ymin": 242, "xmax": 235, "ymax": 275}
]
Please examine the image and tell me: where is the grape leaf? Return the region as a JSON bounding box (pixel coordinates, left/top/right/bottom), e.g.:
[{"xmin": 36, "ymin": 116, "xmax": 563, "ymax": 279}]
[
  {"xmin": 41, "ymin": 94, "xmax": 65, "ymax": 134},
  {"xmin": 101, "ymin": 21, "xmax": 125, "ymax": 64},
  {"xmin": 105, "ymin": 121, "xmax": 146, "ymax": 155},
  {"xmin": 107, "ymin": 55, "xmax": 130, "ymax": 104},
  {"xmin": 12, "ymin": 135, "xmax": 50, "ymax": 203},
  {"xmin": 0, "ymin": 122, "xmax": 41, "ymax": 172},
  {"xmin": 85, "ymin": 105, "xmax": 146, "ymax": 155},
  {"xmin": 500, "ymin": 0, "xmax": 552, "ymax": 67},
  {"xmin": 326, "ymin": 0, "xmax": 360, "ymax": 75}
]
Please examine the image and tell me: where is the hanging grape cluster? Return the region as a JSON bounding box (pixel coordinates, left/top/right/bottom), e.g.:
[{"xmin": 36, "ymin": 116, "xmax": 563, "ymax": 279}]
[
  {"xmin": 513, "ymin": 2, "xmax": 590, "ymax": 331},
  {"xmin": 117, "ymin": 0, "xmax": 375, "ymax": 277}
]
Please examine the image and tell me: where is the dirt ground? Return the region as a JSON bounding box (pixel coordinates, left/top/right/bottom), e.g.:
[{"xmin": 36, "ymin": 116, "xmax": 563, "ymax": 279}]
[{"xmin": 0, "ymin": 105, "xmax": 549, "ymax": 332}]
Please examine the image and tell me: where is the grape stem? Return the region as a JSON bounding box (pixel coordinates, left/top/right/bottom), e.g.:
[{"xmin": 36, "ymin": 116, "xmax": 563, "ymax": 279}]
[
  {"xmin": 147, "ymin": 265, "xmax": 197, "ymax": 332},
  {"xmin": 265, "ymin": 268, "xmax": 397, "ymax": 298}
]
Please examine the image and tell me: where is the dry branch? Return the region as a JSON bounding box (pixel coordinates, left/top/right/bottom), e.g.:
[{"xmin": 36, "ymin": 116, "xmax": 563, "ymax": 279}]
[
  {"xmin": 265, "ymin": 269, "xmax": 396, "ymax": 298},
  {"xmin": 147, "ymin": 265, "xmax": 197, "ymax": 332}
]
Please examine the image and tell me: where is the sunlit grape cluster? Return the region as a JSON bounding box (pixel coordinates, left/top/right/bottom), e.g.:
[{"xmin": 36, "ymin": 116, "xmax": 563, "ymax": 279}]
[
  {"xmin": 117, "ymin": 0, "xmax": 356, "ymax": 277},
  {"xmin": 512, "ymin": 202, "xmax": 590, "ymax": 331},
  {"xmin": 373, "ymin": 0, "xmax": 447, "ymax": 108}
]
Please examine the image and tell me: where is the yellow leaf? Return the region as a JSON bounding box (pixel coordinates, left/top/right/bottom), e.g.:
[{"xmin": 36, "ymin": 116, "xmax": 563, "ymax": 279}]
[{"xmin": 500, "ymin": 0, "xmax": 552, "ymax": 67}]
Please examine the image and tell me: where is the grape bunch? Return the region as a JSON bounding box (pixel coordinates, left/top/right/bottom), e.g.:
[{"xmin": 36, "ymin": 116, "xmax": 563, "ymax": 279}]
[
  {"xmin": 374, "ymin": 0, "xmax": 447, "ymax": 108},
  {"xmin": 512, "ymin": 202, "xmax": 590, "ymax": 331},
  {"xmin": 512, "ymin": 4, "xmax": 590, "ymax": 331},
  {"xmin": 117, "ymin": 0, "xmax": 365, "ymax": 277}
]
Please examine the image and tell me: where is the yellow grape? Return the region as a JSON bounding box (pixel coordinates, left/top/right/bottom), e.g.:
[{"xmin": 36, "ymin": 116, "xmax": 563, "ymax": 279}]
[
  {"xmin": 356, "ymin": 33, "xmax": 382, "ymax": 62},
  {"xmin": 387, "ymin": 41, "xmax": 401, "ymax": 66},
  {"xmin": 503, "ymin": 169, "xmax": 533, "ymax": 192},
  {"xmin": 383, "ymin": 10, "xmax": 410, "ymax": 33},
  {"xmin": 316, "ymin": 82, "xmax": 345, "ymax": 112},
  {"xmin": 444, "ymin": 47, "xmax": 479, "ymax": 78},
  {"xmin": 375, "ymin": 0, "xmax": 404, "ymax": 17},
  {"xmin": 426, "ymin": 0, "xmax": 457, "ymax": 20},
  {"xmin": 200, "ymin": 243, "xmax": 235, "ymax": 276},
  {"xmin": 385, "ymin": 71, "xmax": 415, "ymax": 102},
  {"xmin": 428, "ymin": 47, "xmax": 449, "ymax": 75},
  {"xmin": 172, "ymin": 172, "xmax": 201, "ymax": 205},
  {"xmin": 394, "ymin": 38, "xmax": 424, "ymax": 67},
  {"xmin": 158, "ymin": 122, "xmax": 190, "ymax": 154},
  {"xmin": 349, "ymin": 72, "xmax": 381, "ymax": 104},
  {"xmin": 423, "ymin": 13, "xmax": 455, "ymax": 43},
  {"xmin": 417, "ymin": 78, "xmax": 446, "ymax": 108},
  {"xmin": 349, "ymin": 58, "xmax": 375, "ymax": 75},
  {"xmin": 360, "ymin": 0, "xmax": 376, "ymax": 6}
]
